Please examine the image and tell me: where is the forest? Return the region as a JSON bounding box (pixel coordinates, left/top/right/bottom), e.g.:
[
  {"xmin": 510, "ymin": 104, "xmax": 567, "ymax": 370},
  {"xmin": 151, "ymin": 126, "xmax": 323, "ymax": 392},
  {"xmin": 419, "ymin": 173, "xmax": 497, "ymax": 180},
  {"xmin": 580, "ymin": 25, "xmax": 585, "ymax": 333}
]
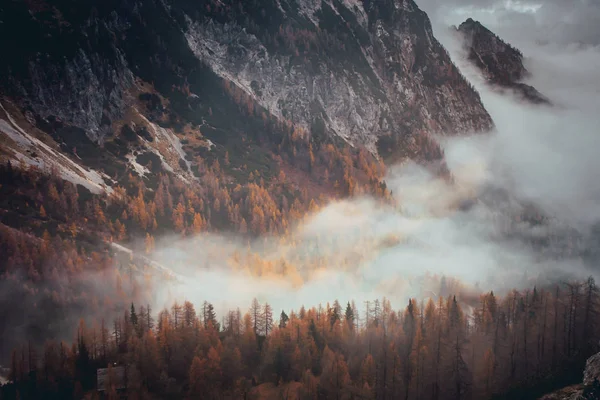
[
  {"xmin": 0, "ymin": 130, "xmax": 590, "ymax": 400},
  {"xmin": 0, "ymin": 149, "xmax": 592, "ymax": 400},
  {"xmin": 2, "ymin": 277, "xmax": 600, "ymax": 400}
]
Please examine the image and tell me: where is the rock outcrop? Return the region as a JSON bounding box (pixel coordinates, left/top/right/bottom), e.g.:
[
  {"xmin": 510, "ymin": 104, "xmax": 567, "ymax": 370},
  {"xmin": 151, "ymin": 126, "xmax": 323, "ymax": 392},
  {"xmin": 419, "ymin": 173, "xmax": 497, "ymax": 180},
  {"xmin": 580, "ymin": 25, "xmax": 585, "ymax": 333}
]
[
  {"xmin": 539, "ymin": 351, "xmax": 600, "ymax": 400},
  {"xmin": 456, "ymin": 18, "xmax": 550, "ymax": 105},
  {"xmin": 583, "ymin": 352, "xmax": 600, "ymax": 388}
]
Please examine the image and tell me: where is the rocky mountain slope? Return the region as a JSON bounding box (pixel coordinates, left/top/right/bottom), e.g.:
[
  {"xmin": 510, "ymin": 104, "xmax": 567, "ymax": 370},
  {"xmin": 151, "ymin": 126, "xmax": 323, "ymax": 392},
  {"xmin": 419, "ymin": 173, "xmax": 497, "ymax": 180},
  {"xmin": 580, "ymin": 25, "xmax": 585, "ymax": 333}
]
[
  {"xmin": 456, "ymin": 18, "xmax": 551, "ymax": 105},
  {"xmin": 184, "ymin": 0, "xmax": 494, "ymax": 156},
  {"xmin": 0, "ymin": 0, "xmax": 494, "ymax": 197}
]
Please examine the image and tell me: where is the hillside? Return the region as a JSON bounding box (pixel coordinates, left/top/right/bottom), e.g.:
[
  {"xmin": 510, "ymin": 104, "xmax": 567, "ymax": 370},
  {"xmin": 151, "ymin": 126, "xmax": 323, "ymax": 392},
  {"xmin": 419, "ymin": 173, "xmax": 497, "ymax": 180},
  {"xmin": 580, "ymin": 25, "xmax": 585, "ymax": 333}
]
[{"xmin": 0, "ymin": 0, "xmax": 504, "ymax": 243}]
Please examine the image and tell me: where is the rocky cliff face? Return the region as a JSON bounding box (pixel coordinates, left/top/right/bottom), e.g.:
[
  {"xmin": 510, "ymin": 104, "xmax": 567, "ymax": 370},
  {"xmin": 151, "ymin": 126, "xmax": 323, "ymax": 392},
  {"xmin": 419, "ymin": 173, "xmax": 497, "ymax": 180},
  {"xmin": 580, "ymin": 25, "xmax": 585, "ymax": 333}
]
[
  {"xmin": 0, "ymin": 0, "xmax": 494, "ymax": 193},
  {"xmin": 0, "ymin": 1, "xmax": 134, "ymax": 143},
  {"xmin": 456, "ymin": 18, "xmax": 550, "ymax": 105},
  {"xmin": 185, "ymin": 0, "xmax": 493, "ymax": 157}
]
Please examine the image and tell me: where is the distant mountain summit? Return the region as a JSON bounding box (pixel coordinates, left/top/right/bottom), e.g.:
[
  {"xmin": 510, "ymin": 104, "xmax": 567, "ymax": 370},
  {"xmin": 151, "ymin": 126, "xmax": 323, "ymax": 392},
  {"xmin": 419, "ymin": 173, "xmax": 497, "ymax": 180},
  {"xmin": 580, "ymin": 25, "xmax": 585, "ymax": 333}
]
[{"xmin": 456, "ymin": 18, "xmax": 550, "ymax": 105}]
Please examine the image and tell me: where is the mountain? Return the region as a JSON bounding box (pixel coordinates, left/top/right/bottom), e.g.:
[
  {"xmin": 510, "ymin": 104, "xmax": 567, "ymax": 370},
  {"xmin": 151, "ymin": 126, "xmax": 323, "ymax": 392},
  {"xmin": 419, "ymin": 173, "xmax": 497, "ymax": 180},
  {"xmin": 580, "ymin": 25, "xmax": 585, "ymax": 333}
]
[
  {"xmin": 0, "ymin": 0, "xmax": 497, "ymax": 362},
  {"xmin": 3, "ymin": 3, "xmax": 600, "ymax": 399},
  {"xmin": 0, "ymin": 0, "xmax": 493, "ymax": 193},
  {"xmin": 456, "ymin": 18, "xmax": 551, "ymax": 105}
]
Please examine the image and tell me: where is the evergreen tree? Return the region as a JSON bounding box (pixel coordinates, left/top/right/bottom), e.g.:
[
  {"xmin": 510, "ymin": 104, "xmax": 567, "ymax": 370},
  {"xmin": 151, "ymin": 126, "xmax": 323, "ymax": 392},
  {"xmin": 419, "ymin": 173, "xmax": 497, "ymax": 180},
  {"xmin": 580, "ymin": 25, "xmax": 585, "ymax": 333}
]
[
  {"xmin": 203, "ymin": 301, "xmax": 219, "ymax": 331},
  {"xmin": 279, "ymin": 310, "xmax": 289, "ymax": 329},
  {"xmin": 130, "ymin": 303, "xmax": 138, "ymax": 326},
  {"xmin": 263, "ymin": 303, "xmax": 274, "ymax": 336},
  {"xmin": 345, "ymin": 302, "xmax": 355, "ymax": 331}
]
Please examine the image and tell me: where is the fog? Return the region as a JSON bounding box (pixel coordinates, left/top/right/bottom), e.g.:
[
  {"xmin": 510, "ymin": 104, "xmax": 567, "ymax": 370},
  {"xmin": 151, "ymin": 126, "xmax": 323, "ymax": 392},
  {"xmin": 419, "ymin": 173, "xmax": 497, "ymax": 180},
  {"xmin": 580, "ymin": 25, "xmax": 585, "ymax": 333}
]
[
  {"xmin": 143, "ymin": 42, "xmax": 600, "ymax": 318},
  {"xmin": 440, "ymin": 34, "xmax": 600, "ymax": 229},
  {"xmin": 0, "ymin": 266, "xmax": 135, "ymax": 362},
  {"xmin": 131, "ymin": 10, "xmax": 600, "ymax": 320}
]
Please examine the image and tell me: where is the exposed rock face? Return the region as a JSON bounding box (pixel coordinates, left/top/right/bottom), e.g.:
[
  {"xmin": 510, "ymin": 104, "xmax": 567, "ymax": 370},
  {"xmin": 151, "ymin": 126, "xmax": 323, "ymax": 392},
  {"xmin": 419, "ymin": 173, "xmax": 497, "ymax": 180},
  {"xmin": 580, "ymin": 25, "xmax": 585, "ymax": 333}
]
[
  {"xmin": 185, "ymin": 0, "xmax": 493, "ymax": 158},
  {"xmin": 0, "ymin": 1, "xmax": 134, "ymax": 142},
  {"xmin": 456, "ymin": 18, "xmax": 550, "ymax": 105},
  {"xmin": 1, "ymin": 0, "xmax": 493, "ymax": 164},
  {"xmin": 539, "ymin": 385, "xmax": 584, "ymax": 400}
]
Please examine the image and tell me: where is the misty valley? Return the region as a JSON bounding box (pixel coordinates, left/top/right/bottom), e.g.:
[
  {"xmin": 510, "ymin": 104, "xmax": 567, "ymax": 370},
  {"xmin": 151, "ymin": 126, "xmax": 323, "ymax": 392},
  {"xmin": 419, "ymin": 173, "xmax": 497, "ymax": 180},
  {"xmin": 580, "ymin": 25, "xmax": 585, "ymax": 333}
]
[{"xmin": 1, "ymin": 0, "xmax": 600, "ymax": 399}]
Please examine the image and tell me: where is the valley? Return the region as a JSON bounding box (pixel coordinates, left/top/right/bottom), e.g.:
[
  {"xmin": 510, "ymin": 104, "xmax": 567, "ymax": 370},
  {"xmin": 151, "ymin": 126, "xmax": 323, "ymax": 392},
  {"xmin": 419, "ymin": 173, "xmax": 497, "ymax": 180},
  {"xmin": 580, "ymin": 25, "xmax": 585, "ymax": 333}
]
[{"xmin": 0, "ymin": 0, "xmax": 599, "ymax": 399}]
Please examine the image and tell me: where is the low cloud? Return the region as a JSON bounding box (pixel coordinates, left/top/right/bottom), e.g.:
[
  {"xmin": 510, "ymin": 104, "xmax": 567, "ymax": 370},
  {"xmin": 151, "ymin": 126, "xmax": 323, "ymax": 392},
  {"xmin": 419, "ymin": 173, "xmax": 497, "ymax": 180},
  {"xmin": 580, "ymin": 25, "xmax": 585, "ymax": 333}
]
[{"xmin": 135, "ymin": 9, "xmax": 600, "ymax": 319}]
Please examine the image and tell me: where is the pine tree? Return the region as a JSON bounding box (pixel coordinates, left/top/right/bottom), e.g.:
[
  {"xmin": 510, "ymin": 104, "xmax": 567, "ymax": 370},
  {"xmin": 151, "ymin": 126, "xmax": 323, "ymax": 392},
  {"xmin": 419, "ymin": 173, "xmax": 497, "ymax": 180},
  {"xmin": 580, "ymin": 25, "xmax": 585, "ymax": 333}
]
[
  {"xmin": 146, "ymin": 304, "xmax": 154, "ymax": 331},
  {"xmin": 279, "ymin": 310, "xmax": 289, "ymax": 329},
  {"xmin": 483, "ymin": 348, "xmax": 495, "ymax": 397},
  {"xmin": 251, "ymin": 298, "xmax": 262, "ymax": 335},
  {"xmin": 203, "ymin": 301, "xmax": 219, "ymax": 331},
  {"xmin": 345, "ymin": 302, "xmax": 355, "ymax": 332},
  {"xmin": 192, "ymin": 212, "xmax": 205, "ymax": 233},
  {"xmin": 130, "ymin": 303, "xmax": 138, "ymax": 327},
  {"xmin": 183, "ymin": 301, "xmax": 197, "ymax": 327},
  {"xmin": 171, "ymin": 302, "xmax": 183, "ymax": 330},
  {"xmin": 263, "ymin": 303, "xmax": 274, "ymax": 336},
  {"xmin": 188, "ymin": 356, "xmax": 207, "ymax": 397},
  {"xmin": 330, "ymin": 300, "xmax": 341, "ymax": 330}
]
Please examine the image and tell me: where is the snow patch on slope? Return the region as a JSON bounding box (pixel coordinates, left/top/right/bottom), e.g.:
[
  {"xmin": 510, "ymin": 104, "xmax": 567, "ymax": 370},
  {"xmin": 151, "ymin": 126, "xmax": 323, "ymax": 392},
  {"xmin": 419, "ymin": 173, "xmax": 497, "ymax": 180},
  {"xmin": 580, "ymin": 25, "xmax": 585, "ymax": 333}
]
[
  {"xmin": 132, "ymin": 108, "xmax": 195, "ymax": 182},
  {"xmin": 126, "ymin": 153, "xmax": 150, "ymax": 178},
  {"xmin": 159, "ymin": 125, "xmax": 193, "ymax": 175},
  {"xmin": 0, "ymin": 103, "xmax": 112, "ymax": 194}
]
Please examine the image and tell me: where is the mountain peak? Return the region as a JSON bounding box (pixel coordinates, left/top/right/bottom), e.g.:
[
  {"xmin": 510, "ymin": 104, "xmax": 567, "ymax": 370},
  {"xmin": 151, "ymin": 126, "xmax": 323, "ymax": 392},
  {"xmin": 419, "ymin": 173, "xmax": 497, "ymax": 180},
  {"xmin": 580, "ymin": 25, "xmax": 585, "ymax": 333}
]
[
  {"xmin": 456, "ymin": 18, "xmax": 550, "ymax": 105},
  {"xmin": 461, "ymin": 17, "xmax": 477, "ymax": 26}
]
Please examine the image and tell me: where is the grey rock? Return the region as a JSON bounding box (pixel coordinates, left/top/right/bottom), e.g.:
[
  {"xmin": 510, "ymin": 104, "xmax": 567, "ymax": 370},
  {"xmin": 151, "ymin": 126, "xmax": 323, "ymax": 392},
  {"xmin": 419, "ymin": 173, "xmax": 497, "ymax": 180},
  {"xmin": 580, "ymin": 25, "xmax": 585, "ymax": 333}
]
[
  {"xmin": 540, "ymin": 351, "xmax": 600, "ymax": 400},
  {"xmin": 1, "ymin": 0, "xmax": 494, "ymax": 164},
  {"xmin": 185, "ymin": 0, "xmax": 493, "ymax": 157},
  {"xmin": 25, "ymin": 48, "xmax": 133, "ymax": 143},
  {"xmin": 583, "ymin": 352, "xmax": 600, "ymax": 387}
]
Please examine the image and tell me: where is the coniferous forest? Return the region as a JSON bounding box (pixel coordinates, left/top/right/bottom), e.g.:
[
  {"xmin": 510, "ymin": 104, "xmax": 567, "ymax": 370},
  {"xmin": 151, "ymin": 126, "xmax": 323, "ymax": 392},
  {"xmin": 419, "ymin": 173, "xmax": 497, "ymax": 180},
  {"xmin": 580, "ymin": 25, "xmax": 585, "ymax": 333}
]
[
  {"xmin": 2, "ymin": 277, "xmax": 600, "ymax": 400},
  {"xmin": 0, "ymin": 156, "xmax": 599, "ymax": 400}
]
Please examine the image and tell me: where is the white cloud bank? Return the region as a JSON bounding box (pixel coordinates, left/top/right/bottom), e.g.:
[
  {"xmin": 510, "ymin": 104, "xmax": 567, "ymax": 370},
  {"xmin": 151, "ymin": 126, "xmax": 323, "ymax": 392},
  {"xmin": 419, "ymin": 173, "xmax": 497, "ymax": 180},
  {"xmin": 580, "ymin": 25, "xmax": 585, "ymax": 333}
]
[{"xmin": 143, "ymin": 10, "xmax": 600, "ymax": 318}]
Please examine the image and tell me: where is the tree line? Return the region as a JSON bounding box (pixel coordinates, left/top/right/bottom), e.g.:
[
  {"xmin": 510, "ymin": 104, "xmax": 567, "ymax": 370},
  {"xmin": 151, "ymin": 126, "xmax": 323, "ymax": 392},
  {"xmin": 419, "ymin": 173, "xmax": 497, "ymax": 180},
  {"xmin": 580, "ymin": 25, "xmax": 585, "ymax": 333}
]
[{"xmin": 2, "ymin": 277, "xmax": 599, "ymax": 400}]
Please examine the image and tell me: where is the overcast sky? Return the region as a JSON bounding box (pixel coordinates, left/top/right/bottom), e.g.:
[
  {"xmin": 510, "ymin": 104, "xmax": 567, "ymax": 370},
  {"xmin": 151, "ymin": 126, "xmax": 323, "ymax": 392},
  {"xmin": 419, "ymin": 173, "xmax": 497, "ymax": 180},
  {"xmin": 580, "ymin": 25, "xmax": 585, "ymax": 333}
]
[{"xmin": 418, "ymin": 0, "xmax": 600, "ymax": 48}]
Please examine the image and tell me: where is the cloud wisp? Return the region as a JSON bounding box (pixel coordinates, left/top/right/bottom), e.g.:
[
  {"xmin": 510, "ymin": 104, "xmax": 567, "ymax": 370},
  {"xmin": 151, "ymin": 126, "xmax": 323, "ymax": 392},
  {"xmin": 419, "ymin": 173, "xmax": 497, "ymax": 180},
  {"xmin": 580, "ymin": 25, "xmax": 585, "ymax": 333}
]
[{"xmin": 418, "ymin": 0, "xmax": 600, "ymax": 47}]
